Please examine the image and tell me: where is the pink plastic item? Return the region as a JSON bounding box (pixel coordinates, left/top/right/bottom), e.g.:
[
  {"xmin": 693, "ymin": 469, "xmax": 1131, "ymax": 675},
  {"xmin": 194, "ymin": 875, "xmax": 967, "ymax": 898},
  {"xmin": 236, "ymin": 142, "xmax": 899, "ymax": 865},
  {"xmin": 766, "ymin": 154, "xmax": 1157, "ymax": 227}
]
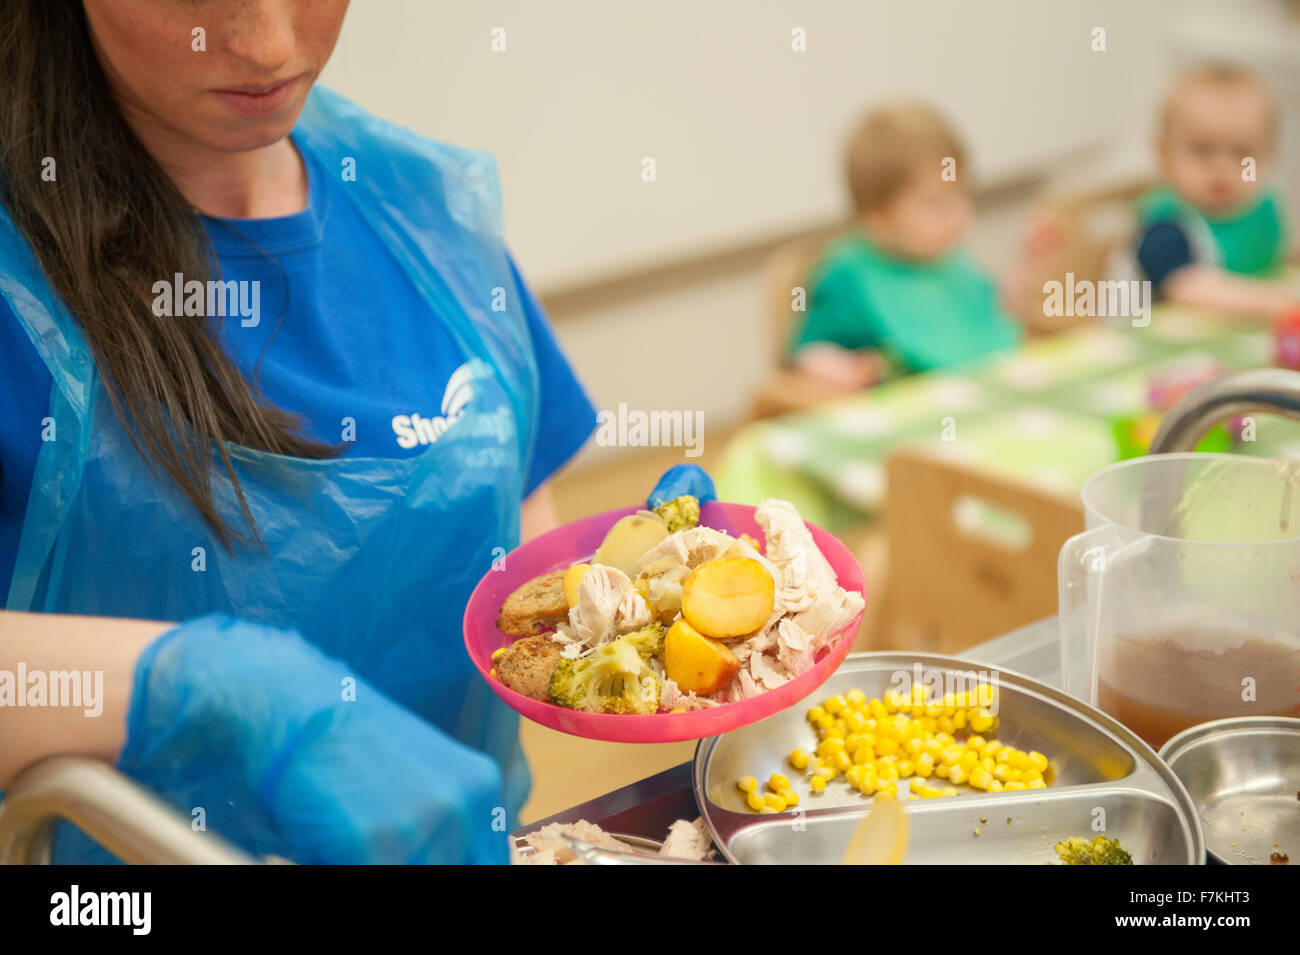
[{"xmin": 463, "ymin": 501, "xmax": 867, "ymax": 743}]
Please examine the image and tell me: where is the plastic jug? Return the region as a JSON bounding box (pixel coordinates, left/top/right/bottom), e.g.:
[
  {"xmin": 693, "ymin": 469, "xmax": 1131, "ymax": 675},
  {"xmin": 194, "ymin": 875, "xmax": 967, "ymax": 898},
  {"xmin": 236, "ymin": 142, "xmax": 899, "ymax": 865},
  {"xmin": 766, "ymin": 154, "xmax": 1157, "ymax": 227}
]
[{"xmin": 1059, "ymin": 453, "xmax": 1300, "ymax": 748}]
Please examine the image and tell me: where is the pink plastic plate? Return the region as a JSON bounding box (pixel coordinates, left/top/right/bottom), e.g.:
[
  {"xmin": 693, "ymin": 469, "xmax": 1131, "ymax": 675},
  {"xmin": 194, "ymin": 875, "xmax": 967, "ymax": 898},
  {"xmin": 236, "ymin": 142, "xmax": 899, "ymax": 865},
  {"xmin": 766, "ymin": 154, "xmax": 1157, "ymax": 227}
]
[{"xmin": 463, "ymin": 501, "xmax": 867, "ymax": 743}]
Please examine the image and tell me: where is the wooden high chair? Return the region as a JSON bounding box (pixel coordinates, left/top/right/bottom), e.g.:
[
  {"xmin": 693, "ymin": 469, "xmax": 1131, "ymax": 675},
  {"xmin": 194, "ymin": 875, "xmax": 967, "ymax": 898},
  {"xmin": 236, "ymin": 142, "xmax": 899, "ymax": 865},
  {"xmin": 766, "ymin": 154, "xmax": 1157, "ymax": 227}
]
[
  {"xmin": 879, "ymin": 446, "xmax": 1085, "ymax": 654},
  {"xmin": 1005, "ymin": 177, "xmax": 1152, "ymax": 337},
  {"xmin": 748, "ymin": 229, "xmax": 850, "ymax": 420}
]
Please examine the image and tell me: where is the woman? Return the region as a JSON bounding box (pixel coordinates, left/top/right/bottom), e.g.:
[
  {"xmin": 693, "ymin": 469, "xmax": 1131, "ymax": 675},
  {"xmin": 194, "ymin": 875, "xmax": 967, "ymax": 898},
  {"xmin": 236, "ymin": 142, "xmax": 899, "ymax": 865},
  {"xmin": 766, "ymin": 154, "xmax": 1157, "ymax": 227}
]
[{"xmin": 0, "ymin": 1, "xmax": 598, "ymax": 863}]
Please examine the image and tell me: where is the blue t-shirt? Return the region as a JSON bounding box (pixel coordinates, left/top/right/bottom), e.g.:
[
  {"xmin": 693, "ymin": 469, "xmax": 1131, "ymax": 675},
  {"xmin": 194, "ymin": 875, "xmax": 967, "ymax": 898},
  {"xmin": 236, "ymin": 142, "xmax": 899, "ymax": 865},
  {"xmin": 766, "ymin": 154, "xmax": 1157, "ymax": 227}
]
[{"xmin": 0, "ymin": 144, "xmax": 596, "ymax": 599}]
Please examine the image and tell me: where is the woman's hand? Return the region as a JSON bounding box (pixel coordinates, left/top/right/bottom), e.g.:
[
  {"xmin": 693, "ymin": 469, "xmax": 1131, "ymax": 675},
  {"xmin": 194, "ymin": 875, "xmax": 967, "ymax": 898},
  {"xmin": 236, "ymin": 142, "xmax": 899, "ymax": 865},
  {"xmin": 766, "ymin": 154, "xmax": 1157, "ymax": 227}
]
[{"xmin": 117, "ymin": 614, "xmax": 509, "ymax": 864}]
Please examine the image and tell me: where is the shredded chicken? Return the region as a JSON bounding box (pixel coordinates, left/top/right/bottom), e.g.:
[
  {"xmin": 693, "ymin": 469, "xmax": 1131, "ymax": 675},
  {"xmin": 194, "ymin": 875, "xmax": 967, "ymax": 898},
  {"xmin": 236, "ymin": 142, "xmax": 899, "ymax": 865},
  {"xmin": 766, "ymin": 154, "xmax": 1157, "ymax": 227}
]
[
  {"xmin": 567, "ymin": 565, "xmax": 629, "ymax": 647},
  {"xmin": 512, "ymin": 820, "xmax": 639, "ymax": 865},
  {"xmin": 757, "ymin": 498, "xmax": 840, "ymax": 613},
  {"xmin": 774, "ymin": 618, "xmax": 816, "ymax": 674},
  {"xmin": 748, "ymin": 650, "xmax": 792, "ymax": 692},
  {"xmin": 636, "ymin": 525, "xmax": 734, "ymax": 573},
  {"xmin": 659, "ymin": 818, "xmax": 715, "ymax": 861},
  {"xmin": 790, "ymin": 587, "xmax": 864, "ymax": 655},
  {"xmin": 612, "ymin": 586, "xmax": 652, "ymax": 633},
  {"xmin": 660, "ymin": 676, "xmax": 722, "ymax": 710},
  {"xmin": 512, "ymin": 817, "xmax": 715, "ymax": 864}
]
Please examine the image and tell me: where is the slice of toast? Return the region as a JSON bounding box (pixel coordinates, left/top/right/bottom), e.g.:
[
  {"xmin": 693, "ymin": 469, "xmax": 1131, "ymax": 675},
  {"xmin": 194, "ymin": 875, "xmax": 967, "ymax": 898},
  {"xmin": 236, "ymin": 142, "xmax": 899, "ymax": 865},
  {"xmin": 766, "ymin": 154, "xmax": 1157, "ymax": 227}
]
[{"xmin": 496, "ymin": 569, "xmax": 569, "ymax": 636}]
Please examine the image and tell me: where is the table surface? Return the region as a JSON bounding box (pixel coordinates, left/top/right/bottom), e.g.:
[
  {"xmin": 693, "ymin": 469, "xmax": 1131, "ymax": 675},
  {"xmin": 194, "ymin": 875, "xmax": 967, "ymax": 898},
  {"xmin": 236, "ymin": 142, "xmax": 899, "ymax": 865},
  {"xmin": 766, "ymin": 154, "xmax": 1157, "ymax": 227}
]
[
  {"xmin": 514, "ymin": 615, "xmax": 1061, "ymax": 842},
  {"xmin": 714, "ymin": 317, "xmax": 1300, "ymax": 532}
]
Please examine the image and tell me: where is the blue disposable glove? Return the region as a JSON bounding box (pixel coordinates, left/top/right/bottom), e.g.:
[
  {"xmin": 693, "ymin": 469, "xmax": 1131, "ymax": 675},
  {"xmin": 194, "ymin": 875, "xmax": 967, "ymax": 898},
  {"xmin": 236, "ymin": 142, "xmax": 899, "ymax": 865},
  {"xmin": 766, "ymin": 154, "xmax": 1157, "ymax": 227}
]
[
  {"xmin": 96, "ymin": 615, "xmax": 509, "ymax": 864},
  {"xmin": 646, "ymin": 464, "xmax": 717, "ymax": 510}
]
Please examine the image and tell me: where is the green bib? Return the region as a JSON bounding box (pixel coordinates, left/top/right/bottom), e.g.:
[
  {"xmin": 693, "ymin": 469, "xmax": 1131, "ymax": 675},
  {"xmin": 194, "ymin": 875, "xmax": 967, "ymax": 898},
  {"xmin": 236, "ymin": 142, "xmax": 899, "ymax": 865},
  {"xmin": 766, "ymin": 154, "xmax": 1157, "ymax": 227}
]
[
  {"xmin": 1136, "ymin": 186, "xmax": 1287, "ymax": 277},
  {"xmin": 793, "ymin": 233, "xmax": 1021, "ymax": 373}
]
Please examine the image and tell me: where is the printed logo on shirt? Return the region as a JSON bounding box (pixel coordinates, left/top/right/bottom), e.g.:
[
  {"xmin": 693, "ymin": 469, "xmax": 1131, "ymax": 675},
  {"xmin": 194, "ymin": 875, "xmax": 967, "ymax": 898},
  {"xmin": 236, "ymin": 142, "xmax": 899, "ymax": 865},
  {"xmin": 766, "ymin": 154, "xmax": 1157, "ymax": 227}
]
[{"xmin": 391, "ymin": 362, "xmax": 475, "ymax": 449}]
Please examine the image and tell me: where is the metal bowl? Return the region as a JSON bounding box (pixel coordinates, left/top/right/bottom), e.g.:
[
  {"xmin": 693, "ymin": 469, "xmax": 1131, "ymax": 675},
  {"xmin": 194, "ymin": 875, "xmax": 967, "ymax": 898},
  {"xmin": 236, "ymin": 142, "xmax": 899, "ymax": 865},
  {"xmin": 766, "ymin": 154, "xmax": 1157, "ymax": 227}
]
[
  {"xmin": 1158, "ymin": 716, "xmax": 1300, "ymax": 865},
  {"xmin": 694, "ymin": 652, "xmax": 1204, "ymax": 864}
]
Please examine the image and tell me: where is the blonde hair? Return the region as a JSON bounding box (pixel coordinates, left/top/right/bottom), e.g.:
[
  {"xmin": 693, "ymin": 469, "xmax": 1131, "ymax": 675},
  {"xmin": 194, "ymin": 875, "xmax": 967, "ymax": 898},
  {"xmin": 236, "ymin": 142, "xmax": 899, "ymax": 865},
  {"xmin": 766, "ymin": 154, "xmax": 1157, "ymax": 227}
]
[
  {"xmin": 844, "ymin": 102, "xmax": 967, "ymax": 214},
  {"xmin": 1159, "ymin": 62, "xmax": 1277, "ymax": 144}
]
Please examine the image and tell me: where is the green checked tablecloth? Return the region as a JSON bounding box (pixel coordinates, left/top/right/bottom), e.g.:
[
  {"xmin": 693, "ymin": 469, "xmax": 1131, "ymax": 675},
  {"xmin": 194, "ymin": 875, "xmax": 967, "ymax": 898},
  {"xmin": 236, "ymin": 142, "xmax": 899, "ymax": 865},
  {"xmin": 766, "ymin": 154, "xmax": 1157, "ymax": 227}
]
[{"xmin": 715, "ymin": 317, "xmax": 1300, "ymax": 532}]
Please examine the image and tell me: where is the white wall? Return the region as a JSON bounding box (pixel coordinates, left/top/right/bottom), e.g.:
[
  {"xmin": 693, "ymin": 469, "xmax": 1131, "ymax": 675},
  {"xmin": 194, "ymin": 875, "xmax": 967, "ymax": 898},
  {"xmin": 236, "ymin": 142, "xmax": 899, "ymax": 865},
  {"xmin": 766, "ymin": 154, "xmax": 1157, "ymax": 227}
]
[
  {"xmin": 322, "ymin": 0, "xmax": 1135, "ymax": 289},
  {"xmin": 319, "ymin": 0, "xmax": 1300, "ymax": 472}
]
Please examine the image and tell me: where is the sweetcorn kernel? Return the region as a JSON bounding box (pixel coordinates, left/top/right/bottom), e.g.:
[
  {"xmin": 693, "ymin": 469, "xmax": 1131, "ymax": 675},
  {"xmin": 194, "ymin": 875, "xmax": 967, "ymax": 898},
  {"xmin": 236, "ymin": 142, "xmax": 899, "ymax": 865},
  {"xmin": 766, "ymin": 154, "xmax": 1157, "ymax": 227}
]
[
  {"xmin": 940, "ymin": 744, "xmax": 965, "ymax": 766},
  {"xmin": 737, "ymin": 776, "xmax": 758, "ymax": 793}
]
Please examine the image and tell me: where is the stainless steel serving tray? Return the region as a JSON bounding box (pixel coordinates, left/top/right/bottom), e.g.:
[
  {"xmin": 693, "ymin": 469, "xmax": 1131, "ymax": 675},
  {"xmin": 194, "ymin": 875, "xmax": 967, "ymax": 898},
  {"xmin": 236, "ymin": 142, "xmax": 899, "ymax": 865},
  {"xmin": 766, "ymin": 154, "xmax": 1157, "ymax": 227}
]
[
  {"xmin": 1159, "ymin": 716, "xmax": 1300, "ymax": 865},
  {"xmin": 694, "ymin": 652, "xmax": 1205, "ymax": 864}
]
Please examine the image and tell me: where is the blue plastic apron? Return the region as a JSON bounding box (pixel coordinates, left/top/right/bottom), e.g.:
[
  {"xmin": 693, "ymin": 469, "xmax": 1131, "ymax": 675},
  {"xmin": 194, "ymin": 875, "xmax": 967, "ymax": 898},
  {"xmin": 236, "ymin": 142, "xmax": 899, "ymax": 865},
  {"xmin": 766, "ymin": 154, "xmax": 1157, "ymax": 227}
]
[{"xmin": 0, "ymin": 88, "xmax": 540, "ymax": 856}]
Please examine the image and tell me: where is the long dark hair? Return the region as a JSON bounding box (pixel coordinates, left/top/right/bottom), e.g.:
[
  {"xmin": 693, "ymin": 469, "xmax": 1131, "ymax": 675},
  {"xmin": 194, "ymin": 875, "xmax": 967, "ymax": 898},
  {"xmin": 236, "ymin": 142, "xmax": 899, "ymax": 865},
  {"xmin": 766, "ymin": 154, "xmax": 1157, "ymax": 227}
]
[{"xmin": 0, "ymin": 1, "xmax": 337, "ymax": 550}]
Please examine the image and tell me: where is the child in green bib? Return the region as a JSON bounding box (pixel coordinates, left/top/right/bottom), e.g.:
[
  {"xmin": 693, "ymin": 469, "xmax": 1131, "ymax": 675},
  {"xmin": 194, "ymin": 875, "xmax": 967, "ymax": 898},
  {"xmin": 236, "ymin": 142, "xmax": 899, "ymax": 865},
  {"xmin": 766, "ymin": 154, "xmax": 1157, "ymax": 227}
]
[
  {"xmin": 789, "ymin": 103, "xmax": 1022, "ymax": 392},
  {"xmin": 1133, "ymin": 64, "xmax": 1298, "ymax": 318}
]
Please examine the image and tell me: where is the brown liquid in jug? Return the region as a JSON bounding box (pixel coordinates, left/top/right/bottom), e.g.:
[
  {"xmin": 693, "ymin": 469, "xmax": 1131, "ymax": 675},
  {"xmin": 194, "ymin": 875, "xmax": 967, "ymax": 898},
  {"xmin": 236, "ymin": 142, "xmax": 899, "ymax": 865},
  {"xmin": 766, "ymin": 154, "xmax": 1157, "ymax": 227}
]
[{"xmin": 1096, "ymin": 630, "xmax": 1300, "ymax": 749}]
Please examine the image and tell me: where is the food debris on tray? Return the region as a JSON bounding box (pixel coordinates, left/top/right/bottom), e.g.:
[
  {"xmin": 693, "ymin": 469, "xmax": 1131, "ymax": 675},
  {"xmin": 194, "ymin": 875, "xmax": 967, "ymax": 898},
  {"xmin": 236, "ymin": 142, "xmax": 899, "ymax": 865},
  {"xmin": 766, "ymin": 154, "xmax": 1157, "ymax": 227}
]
[
  {"xmin": 1054, "ymin": 835, "xmax": 1133, "ymax": 865},
  {"xmin": 511, "ymin": 817, "xmax": 715, "ymax": 865},
  {"xmin": 492, "ymin": 496, "xmax": 864, "ymax": 714}
]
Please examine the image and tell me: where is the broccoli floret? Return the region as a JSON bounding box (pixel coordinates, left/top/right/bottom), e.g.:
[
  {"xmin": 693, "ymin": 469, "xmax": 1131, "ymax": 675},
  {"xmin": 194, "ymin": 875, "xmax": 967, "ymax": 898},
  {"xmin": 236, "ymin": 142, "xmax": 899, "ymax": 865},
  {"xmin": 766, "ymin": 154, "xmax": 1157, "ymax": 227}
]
[
  {"xmin": 1054, "ymin": 836, "xmax": 1132, "ymax": 865},
  {"xmin": 621, "ymin": 621, "xmax": 666, "ymax": 661},
  {"xmin": 548, "ymin": 635, "xmax": 661, "ymax": 714},
  {"xmin": 653, "ymin": 495, "xmax": 700, "ymax": 534}
]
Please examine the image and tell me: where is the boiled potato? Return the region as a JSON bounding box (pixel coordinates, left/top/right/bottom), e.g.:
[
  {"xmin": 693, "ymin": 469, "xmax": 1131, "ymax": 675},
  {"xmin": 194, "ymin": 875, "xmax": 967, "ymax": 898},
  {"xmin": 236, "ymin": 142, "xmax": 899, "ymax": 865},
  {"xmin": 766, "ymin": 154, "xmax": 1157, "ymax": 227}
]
[
  {"xmin": 664, "ymin": 618, "xmax": 741, "ymax": 696},
  {"xmin": 562, "ymin": 563, "xmax": 592, "ymax": 608},
  {"xmin": 593, "ymin": 512, "xmax": 668, "ymax": 578},
  {"xmin": 680, "ymin": 556, "xmax": 775, "ymax": 638}
]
